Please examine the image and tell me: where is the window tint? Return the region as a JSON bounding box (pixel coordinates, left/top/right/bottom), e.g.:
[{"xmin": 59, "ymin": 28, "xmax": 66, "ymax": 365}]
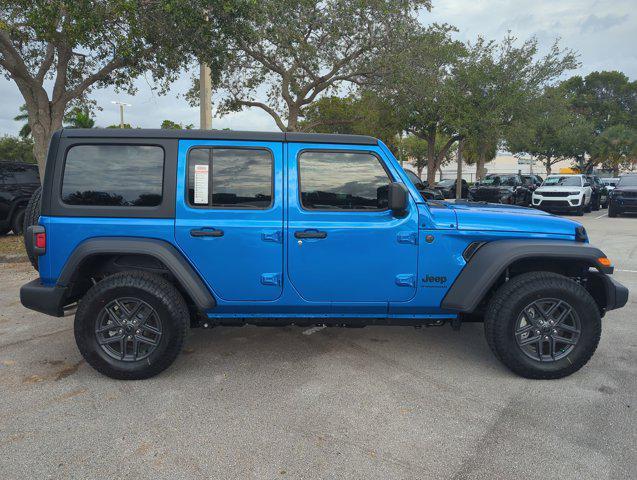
[
  {"xmin": 299, "ymin": 151, "xmax": 391, "ymax": 210},
  {"xmin": 62, "ymin": 145, "xmax": 164, "ymax": 206},
  {"xmin": 187, "ymin": 148, "xmax": 272, "ymax": 208}
]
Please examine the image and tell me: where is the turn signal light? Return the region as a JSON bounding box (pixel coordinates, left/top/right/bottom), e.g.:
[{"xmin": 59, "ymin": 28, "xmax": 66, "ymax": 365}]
[{"xmin": 597, "ymin": 257, "xmax": 611, "ymax": 267}]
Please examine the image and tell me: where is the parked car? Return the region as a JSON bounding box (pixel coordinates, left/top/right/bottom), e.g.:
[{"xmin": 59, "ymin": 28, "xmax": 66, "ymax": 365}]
[
  {"xmin": 468, "ymin": 174, "xmax": 532, "ymax": 206},
  {"xmin": 585, "ymin": 174, "xmax": 608, "ymax": 210},
  {"xmin": 601, "ymin": 177, "xmax": 619, "ymax": 192},
  {"xmin": 608, "ymin": 174, "xmax": 637, "ymax": 217},
  {"xmin": 435, "ymin": 178, "xmax": 468, "ymax": 199},
  {"xmin": 531, "ymin": 174, "xmax": 593, "ymax": 216},
  {"xmin": 0, "ymin": 161, "xmax": 40, "ymax": 235},
  {"xmin": 404, "ymin": 169, "xmax": 444, "ymax": 201},
  {"xmin": 20, "ymin": 129, "xmax": 628, "ymax": 380},
  {"xmin": 521, "ymin": 174, "xmax": 544, "ymax": 191}
]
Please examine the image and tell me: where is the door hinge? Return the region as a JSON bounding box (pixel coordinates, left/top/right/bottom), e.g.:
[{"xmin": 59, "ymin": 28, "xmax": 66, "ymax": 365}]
[
  {"xmin": 397, "ymin": 231, "xmax": 418, "ymax": 245},
  {"xmin": 395, "ymin": 274, "xmax": 416, "ymax": 287},
  {"xmin": 260, "ymin": 273, "xmax": 282, "ymax": 287},
  {"xmin": 261, "ymin": 230, "xmax": 282, "ymax": 243}
]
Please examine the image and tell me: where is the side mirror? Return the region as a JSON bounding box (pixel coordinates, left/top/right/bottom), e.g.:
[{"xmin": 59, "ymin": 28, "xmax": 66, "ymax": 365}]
[
  {"xmin": 584, "ymin": 182, "xmax": 591, "ymax": 187},
  {"xmin": 388, "ymin": 182, "xmax": 408, "ymax": 214}
]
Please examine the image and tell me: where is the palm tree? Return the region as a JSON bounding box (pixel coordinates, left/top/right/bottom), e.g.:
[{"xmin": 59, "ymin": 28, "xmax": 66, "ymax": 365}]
[
  {"xmin": 14, "ymin": 104, "xmax": 31, "ymax": 138},
  {"xmin": 64, "ymin": 106, "xmax": 95, "ymax": 129}
]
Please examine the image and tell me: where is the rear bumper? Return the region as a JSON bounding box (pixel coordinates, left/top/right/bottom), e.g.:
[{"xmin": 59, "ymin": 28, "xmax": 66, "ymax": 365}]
[{"xmin": 20, "ymin": 279, "xmax": 68, "ymax": 317}]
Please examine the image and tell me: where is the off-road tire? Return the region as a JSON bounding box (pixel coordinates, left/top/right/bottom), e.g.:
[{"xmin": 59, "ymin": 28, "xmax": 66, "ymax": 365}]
[
  {"xmin": 22, "ymin": 186, "xmax": 42, "ymax": 268},
  {"xmin": 608, "ymin": 203, "xmax": 619, "ymax": 218},
  {"xmin": 74, "ymin": 271, "xmax": 188, "ymax": 380},
  {"xmin": 591, "ymin": 196, "xmax": 600, "ymax": 211},
  {"xmin": 574, "ymin": 205, "xmax": 584, "ymax": 216},
  {"xmin": 11, "ymin": 207, "xmax": 25, "ymax": 235},
  {"xmin": 484, "ymin": 272, "xmax": 601, "ymax": 379}
]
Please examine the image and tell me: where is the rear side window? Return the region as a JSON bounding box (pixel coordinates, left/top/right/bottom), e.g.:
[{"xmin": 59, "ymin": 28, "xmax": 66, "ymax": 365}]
[
  {"xmin": 299, "ymin": 151, "xmax": 391, "ymax": 210},
  {"xmin": 187, "ymin": 148, "xmax": 273, "ymax": 209},
  {"xmin": 62, "ymin": 145, "xmax": 164, "ymax": 206}
]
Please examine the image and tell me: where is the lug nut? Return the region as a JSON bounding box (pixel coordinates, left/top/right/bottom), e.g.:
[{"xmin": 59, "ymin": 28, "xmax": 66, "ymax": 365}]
[
  {"xmin": 544, "ymin": 336, "xmax": 549, "ymax": 340},
  {"xmin": 136, "ymin": 329, "xmax": 141, "ymax": 334},
  {"xmin": 127, "ymin": 335, "xmax": 133, "ymax": 340},
  {"xmin": 552, "ymin": 329, "xmax": 557, "ymax": 335}
]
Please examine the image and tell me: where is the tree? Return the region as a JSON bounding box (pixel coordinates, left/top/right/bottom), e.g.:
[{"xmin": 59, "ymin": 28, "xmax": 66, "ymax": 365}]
[
  {"xmin": 0, "ymin": 135, "xmax": 35, "ymax": 163},
  {"xmin": 591, "ymin": 124, "xmax": 637, "ymax": 174},
  {"xmin": 161, "ymin": 120, "xmax": 194, "ymax": 130},
  {"xmin": 13, "ymin": 104, "xmax": 31, "ymax": 138},
  {"xmin": 64, "ymin": 106, "xmax": 95, "ymax": 128},
  {"xmin": 506, "ymin": 87, "xmax": 592, "ymax": 174},
  {"xmin": 300, "ymin": 92, "xmax": 402, "ymax": 152},
  {"xmin": 1, "ymin": 0, "xmax": 253, "ymax": 178},
  {"xmin": 205, "ymin": 0, "xmax": 429, "ymax": 131},
  {"xmin": 400, "ymin": 135, "xmax": 429, "ymax": 177}
]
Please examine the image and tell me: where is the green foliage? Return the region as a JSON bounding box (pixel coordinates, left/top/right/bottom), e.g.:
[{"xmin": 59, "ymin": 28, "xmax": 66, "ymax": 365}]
[
  {"xmin": 199, "ymin": 0, "xmax": 430, "ymax": 131},
  {"xmin": 64, "ymin": 106, "xmax": 95, "ymax": 128},
  {"xmin": 13, "ymin": 104, "xmax": 31, "ymax": 138},
  {"xmin": 161, "ymin": 120, "xmax": 194, "ymax": 129},
  {"xmin": 300, "ymin": 92, "xmax": 402, "ymax": 151},
  {"xmin": 0, "ymin": 135, "xmax": 35, "ymax": 163},
  {"xmin": 591, "ymin": 124, "xmax": 637, "ymax": 171},
  {"xmin": 106, "ymin": 124, "xmax": 133, "ymax": 129}
]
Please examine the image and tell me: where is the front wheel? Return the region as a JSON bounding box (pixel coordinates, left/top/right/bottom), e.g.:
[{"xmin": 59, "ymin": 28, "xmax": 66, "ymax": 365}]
[
  {"xmin": 608, "ymin": 202, "xmax": 619, "ymax": 217},
  {"xmin": 484, "ymin": 272, "xmax": 601, "ymax": 379},
  {"xmin": 74, "ymin": 271, "xmax": 188, "ymax": 380}
]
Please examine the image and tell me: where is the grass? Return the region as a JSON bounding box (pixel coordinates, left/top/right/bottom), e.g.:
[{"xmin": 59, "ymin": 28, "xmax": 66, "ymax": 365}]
[{"xmin": 0, "ymin": 234, "xmax": 27, "ymax": 257}]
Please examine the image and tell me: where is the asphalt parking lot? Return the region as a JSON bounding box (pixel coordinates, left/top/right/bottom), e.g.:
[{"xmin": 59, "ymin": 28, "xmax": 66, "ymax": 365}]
[{"xmin": 1, "ymin": 210, "xmax": 635, "ymax": 479}]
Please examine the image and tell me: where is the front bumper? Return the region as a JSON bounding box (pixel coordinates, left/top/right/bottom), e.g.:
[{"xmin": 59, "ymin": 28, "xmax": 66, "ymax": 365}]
[
  {"xmin": 593, "ymin": 272, "xmax": 629, "ymax": 311},
  {"xmin": 20, "ymin": 279, "xmax": 68, "ymax": 317},
  {"xmin": 532, "ymin": 193, "xmax": 583, "ymax": 210},
  {"xmin": 611, "ymin": 197, "xmax": 637, "ymax": 211}
]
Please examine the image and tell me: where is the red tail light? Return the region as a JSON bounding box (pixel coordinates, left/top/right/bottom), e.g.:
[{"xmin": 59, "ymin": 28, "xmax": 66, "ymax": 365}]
[{"xmin": 35, "ymin": 232, "xmax": 46, "ymax": 249}]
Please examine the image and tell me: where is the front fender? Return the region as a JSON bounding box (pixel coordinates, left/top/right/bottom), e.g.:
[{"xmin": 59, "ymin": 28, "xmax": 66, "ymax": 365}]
[{"xmin": 441, "ymin": 239, "xmax": 611, "ymax": 313}]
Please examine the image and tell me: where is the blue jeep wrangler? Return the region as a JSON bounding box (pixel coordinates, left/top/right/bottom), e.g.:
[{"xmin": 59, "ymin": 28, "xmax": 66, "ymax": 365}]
[{"xmin": 20, "ymin": 129, "xmax": 628, "ymax": 380}]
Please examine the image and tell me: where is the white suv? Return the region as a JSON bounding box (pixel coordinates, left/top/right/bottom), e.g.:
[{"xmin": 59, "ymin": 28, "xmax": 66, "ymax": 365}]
[{"xmin": 532, "ymin": 174, "xmax": 592, "ymax": 216}]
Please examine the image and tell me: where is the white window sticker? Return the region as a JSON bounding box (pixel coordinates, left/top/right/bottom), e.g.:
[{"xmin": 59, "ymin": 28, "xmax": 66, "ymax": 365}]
[{"xmin": 194, "ymin": 164, "xmax": 209, "ymax": 204}]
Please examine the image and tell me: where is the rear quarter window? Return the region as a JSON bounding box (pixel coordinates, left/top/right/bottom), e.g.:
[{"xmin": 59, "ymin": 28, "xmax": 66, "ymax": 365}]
[{"xmin": 61, "ymin": 145, "xmax": 164, "ymax": 206}]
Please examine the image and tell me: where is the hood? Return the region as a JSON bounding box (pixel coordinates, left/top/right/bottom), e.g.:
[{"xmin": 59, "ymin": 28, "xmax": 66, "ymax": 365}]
[{"xmin": 448, "ymin": 201, "xmax": 581, "ymax": 236}]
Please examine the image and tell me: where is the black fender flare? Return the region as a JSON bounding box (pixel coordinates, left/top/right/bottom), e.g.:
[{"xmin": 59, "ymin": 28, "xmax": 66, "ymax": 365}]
[
  {"xmin": 441, "ymin": 239, "xmax": 610, "ymax": 313},
  {"xmin": 58, "ymin": 237, "xmax": 216, "ymax": 310}
]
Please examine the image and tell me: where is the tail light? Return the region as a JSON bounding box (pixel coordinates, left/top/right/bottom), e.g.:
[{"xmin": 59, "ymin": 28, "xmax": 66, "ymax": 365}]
[{"xmin": 28, "ymin": 225, "xmax": 46, "ymax": 257}]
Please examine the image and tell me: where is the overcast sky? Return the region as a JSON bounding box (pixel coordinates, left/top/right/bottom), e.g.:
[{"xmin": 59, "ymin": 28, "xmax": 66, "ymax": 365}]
[{"xmin": 1, "ymin": 0, "xmax": 635, "ymax": 136}]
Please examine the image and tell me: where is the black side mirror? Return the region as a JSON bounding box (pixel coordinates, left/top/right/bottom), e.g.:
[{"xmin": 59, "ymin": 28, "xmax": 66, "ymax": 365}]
[{"xmin": 388, "ymin": 182, "xmax": 408, "ymax": 214}]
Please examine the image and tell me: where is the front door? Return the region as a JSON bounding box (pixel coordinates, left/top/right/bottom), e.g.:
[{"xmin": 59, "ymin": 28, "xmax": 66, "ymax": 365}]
[
  {"xmin": 286, "ymin": 143, "xmax": 419, "ymax": 310},
  {"xmin": 175, "ymin": 140, "xmax": 284, "ymax": 301}
]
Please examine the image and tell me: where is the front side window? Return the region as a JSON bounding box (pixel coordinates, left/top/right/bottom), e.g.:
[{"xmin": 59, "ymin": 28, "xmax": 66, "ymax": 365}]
[
  {"xmin": 62, "ymin": 145, "xmax": 164, "ymax": 206},
  {"xmin": 299, "ymin": 151, "xmax": 392, "ymax": 210},
  {"xmin": 187, "ymin": 148, "xmax": 272, "ymax": 209}
]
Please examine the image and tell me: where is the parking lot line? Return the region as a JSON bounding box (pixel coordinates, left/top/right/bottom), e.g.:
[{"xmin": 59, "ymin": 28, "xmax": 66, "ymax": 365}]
[
  {"xmin": 302, "ymin": 325, "xmax": 326, "ymax": 335},
  {"xmin": 595, "ymin": 213, "xmax": 608, "ymax": 219},
  {"xmin": 617, "ymin": 269, "xmax": 637, "ymax": 274}
]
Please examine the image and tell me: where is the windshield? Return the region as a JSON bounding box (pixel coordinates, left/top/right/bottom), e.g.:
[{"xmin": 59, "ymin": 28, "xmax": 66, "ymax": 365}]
[
  {"xmin": 542, "ymin": 176, "xmax": 582, "ymax": 187},
  {"xmin": 617, "ymin": 176, "xmax": 637, "ymax": 187},
  {"xmin": 479, "ymin": 176, "xmax": 500, "ymax": 185},
  {"xmin": 602, "ymin": 179, "xmax": 617, "ymax": 186},
  {"xmin": 405, "ymin": 170, "xmax": 423, "ymax": 187},
  {"xmin": 437, "ymin": 179, "xmax": 454, "ymax": 186}
]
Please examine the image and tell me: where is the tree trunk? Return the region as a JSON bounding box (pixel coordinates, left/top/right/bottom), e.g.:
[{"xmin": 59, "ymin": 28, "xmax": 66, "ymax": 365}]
[
  {"xmin": 545, "ymin": 158, "xmax": 552, "ymax": 176},
  {"xmin": 29, "ymin": 103, "xmax": 64, "ymax": 180},
  {"xmin": 425, "ymin": 135, "xmax": 437, "ymax": 185},
  {"xmin": 456, "ymin": 138, "xmax": 464, "ymax": 200},
  {"xmin": 416, "ymin": 163, "xmax": 424, "ymax": 178},
  {"xmin": 476, "ymin": 152, "xmax": 486, "ymax": 180}
]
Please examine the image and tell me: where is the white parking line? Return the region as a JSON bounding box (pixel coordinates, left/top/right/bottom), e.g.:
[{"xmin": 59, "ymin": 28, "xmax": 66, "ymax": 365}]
[
  {"xmin": 595, "ymin": 213, "xmax": 608, "ymax": 219},
  {"xmin": 302, "ymin": 325, "xmax": 326, "ymax": 335},
  {"xmin": 617, "ymin": 269, "xmax": 637, "ymax": 274}
]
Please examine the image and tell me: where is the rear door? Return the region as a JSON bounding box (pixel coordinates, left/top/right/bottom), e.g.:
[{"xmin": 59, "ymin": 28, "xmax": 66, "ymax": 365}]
[
  {"xmin": 175, "ymin": 140, "xmax": 283, "ymax": 301},
  {"xmin": 286, "ymin": 143, "xmax": 419, "ymax": 309}
]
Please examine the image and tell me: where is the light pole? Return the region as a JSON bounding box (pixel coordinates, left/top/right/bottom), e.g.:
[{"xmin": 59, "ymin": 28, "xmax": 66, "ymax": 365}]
[
  {"xmin": 111, "ymin": 100, "xmax": 131, "ymax": 128},
  {"xmin": 199, "ymin": 63, "xmax": 212, "ymax": 129}
]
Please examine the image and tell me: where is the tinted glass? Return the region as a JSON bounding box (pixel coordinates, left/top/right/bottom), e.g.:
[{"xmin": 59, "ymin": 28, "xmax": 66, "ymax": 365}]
[
  {"xmin": 0, "ymin": 163, "xmax": 39, "ymax": 184},
  {"xmin": 542, "ymin": 176, "xmax": 582, "ymax": 187},
  {"xmin": 500, "ymin": 175, "xmax": 519, "ymax": 186},
  {"xmin": 617, "ymin": 175, "xmax": 637, "ymax": 187},
  {"xmin": 405, "ymin": 170, "xmax": 423, "ymax": 187},
  {"xmin": 187, "ymin": 148, "xmax": 272, "ymax": 208},
  {"xmin": 62, "ymin": 145, "xmax": 163, "ymax": 206},
  {"xmin": 299, "ymin": 151, "xmax": 391, "ymax": 210}
]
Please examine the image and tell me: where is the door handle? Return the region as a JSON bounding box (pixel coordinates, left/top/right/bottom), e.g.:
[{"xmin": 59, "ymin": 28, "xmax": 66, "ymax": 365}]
[
  {"xmin": 294, "ymin": 230, "xmax": 327, "ymax": 239},
  {"xmin": 190, "ymin": 228, "xmax": 224, "ymax": 238}
]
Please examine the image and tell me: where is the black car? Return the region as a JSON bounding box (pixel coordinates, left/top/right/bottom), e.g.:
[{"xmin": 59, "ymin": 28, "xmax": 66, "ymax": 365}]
[
  {"xmin": 608, "ymin": 174, "xmax": 637, "ymax": 217},
  {"xmin": 468, "ymin": 174, "xmax": 533, "ymax": 206},
  {"xmin": 0, "ymin": 162, "xmax": 40, "ymax": 235},
  {"xmin": 585, "ymin": 174, "xmax": 609, "ymax": 210},
  {"xmin": 405, "ymin": 169, "xmax": 444, "ymax": 201},
  {"xmin": 521, "ymin": 174, "xmax": 543, "ymax": 191},
  {"xmin": 435, "ymin": 178, "xmax": 468, "ymax": 199}
]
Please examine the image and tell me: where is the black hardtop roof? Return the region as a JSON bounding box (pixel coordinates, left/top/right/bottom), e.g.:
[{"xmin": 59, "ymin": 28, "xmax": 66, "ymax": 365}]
[{"xmin": 60, "ymin": 128, "xmax": 378, "ymax": 146}]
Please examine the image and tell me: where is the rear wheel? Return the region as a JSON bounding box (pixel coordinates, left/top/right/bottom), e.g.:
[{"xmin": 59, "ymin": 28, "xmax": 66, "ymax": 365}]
[
  {"xmin": 23, "ymin": 187, "xmax": 42, "ymax": 268},
  {"xmin": 74, "ymin": 271, "xmax": 188, "ymax": 380},
  {"xmin": 484, "ymin": 272, "xmax": 601, "ymax": 379},
  {"xmin": 591, "ymin": 196, "xmax": 600, "ymax": 211},
  {"xmin": 11, "ymin": 208, "xmax": 25, "ymax": 235},
  {"xmin": 608, "ymin": 202, "xmax": 619, "ymax": 217}
]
